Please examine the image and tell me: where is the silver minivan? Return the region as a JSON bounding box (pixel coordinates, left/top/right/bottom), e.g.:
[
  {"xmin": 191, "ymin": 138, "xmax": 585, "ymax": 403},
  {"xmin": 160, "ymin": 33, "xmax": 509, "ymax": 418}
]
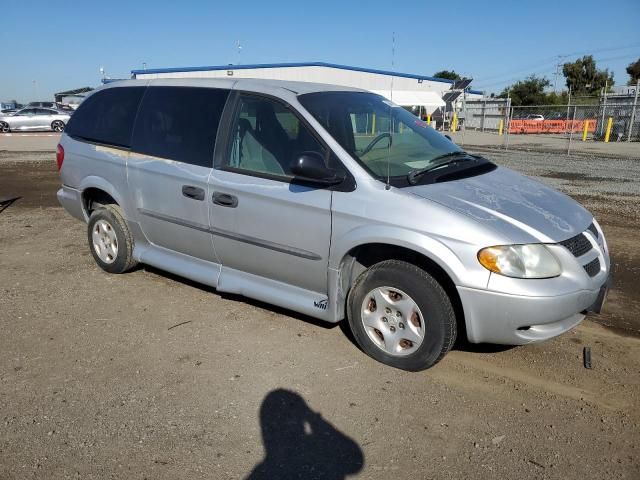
[{"xmin": 57, "ymin": 78, "xmax": 609, "ymax": 370}]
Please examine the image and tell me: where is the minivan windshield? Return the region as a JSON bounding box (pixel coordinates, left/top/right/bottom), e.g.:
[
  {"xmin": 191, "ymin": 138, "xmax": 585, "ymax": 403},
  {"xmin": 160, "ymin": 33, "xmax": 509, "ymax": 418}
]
[{"xmin": 298, "ymin": 91, "xmax": 463, "ymax": 179}]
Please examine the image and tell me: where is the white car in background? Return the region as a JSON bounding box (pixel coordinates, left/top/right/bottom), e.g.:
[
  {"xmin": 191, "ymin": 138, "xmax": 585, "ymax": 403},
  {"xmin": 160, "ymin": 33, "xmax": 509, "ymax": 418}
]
[{"xmin": 0, "ymin": 107, "xmax": 71, "ymax": 133}]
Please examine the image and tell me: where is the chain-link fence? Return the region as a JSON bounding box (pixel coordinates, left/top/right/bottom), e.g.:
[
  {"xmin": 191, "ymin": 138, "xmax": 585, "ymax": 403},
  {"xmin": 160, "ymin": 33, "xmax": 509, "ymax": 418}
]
[{"xmin": 446, "ymin": 88, "xmax": 639, "ymax": 159}]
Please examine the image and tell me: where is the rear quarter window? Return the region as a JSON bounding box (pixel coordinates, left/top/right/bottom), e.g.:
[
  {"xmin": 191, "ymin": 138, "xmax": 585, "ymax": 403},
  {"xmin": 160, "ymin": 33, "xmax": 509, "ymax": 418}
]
[
  {"xmin": 131, "ymin": 87, "xmax": 229, "ymax": 168},
  {"xmin": 65, "ymin": 87, "xmax": 145, "ymax": 148}
]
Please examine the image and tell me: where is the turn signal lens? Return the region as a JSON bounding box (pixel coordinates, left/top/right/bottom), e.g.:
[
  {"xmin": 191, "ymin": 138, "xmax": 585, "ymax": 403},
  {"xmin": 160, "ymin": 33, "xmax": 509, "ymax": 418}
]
[
  {"xmin": 56, "ymin": 144, "xmax": 64, "ymax": 170},
  {"xmin": 477, "ymin": 244, "xmax": 561, "ymax": 279}
]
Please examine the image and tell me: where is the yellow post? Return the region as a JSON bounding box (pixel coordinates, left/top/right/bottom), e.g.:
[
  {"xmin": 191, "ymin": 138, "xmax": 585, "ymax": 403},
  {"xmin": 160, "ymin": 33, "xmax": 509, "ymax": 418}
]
[
  {"xmin": 582, "ymin": 120, "xmax": 589, "ymax": 142},
  {"xmin": 371, "ymin": 113, "xmax": 376, "ymax": 135},
  {"xmin": 427, "ymin": 114, "xmax": 431, "ymax": 124},
  {"xmin": 451, "ymin": 112, "xmax": 458, "ymax": 132},
  {"xmin": 498, "ymin": 119, "xmax": 504, "ymax": 136},
  {"xmin": 604, "ymin": 117, "xmax": 613, "ymax": 143}
]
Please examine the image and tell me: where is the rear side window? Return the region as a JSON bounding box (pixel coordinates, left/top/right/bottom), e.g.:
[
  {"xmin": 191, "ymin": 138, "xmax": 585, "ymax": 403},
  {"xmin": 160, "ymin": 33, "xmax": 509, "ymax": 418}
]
[
  {"xmin": 65, "ymin": 87, "xmax": 145, "ymax": 148},
  {"xmin": 131, "ymin": 87, "xmax": 229, "ymax": 168}
]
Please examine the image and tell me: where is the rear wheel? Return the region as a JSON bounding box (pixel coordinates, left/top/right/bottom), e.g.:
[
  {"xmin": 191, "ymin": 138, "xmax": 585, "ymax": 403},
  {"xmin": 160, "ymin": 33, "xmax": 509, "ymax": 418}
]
[
  {"xmin": 347, "ymin": 260, "xmax": 456, "ymax": 371},
  {"xmin": 0, "ymin": 122, "xmax": 10, "ymax": 133},
  {"xmin": 51, "ymin": 120, "xmax": 65, "ymax": 132},
  {"xmin": 87, "ymin": 205, "xmax": 137, "ymax": 274}
]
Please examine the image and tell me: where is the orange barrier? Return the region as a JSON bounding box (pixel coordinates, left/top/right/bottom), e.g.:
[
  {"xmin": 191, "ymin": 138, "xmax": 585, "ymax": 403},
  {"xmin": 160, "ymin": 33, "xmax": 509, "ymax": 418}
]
[{"xmin": 508, "ymin": 119, "xmax": 597, "ymax": 134}]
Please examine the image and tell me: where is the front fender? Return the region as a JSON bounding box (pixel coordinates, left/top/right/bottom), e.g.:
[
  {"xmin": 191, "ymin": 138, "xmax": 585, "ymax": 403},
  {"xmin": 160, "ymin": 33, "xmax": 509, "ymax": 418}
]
[{"xmin": 329, "ymin": 224, "xmax": 471, "ymax": 286}]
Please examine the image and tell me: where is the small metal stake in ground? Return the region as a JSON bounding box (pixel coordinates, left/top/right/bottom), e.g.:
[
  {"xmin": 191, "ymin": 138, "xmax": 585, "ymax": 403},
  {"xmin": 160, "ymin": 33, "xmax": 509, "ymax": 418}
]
[{"xmin": 583, "ymin": 346, "xmax": 592, "ymax": 369}]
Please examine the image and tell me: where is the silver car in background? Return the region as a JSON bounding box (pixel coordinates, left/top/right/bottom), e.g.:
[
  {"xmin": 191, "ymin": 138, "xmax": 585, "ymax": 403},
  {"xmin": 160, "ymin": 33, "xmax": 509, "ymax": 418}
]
[
  {"xmin": 55, "ymin": 78, "xmax": 610, "ymax": 371},
  {"xmin": 0, "ymin": 107, "xmax": 70, "ymax": 133}
]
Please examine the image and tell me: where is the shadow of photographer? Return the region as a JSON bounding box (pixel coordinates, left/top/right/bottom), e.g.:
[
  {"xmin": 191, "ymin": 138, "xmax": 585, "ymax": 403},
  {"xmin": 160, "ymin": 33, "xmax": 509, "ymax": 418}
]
[{"xmin": 247, "ymin": 389, "xmax": 364, "ymax": 479}]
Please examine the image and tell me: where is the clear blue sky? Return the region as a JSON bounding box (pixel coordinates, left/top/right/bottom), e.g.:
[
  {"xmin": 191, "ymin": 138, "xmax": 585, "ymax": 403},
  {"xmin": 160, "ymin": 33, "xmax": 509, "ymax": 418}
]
[{"xmin": 2, "ymin": 0, "xmax": 639, "ymax": 102}]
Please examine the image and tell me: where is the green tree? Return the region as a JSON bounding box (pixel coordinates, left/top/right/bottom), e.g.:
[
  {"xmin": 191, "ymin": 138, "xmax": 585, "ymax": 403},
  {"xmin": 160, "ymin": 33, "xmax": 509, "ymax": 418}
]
[
  {"xmin": 626, "ymin": 58, "xmax": 640, "ymax": 85},
  {"xmin": 497, "ymin": 75, "xmax": 551, "ymax": 106},
  {"xmin": 562, "ymin": 55, "xmax": 614, "ymax": 94},
  {"xmin": 433, "ymin": 70, "xmax": 461, "ymax": 81}
]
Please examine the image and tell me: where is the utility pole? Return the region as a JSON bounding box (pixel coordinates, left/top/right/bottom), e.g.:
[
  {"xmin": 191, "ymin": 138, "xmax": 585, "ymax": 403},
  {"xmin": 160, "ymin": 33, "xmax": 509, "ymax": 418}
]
[
  {"xmin": 627, "ymin": 79, "xmax": 639, "ymax": 142},
  {"xmin": 600, "ymin": 79, "xmax": 608, "ymax": 136},
  {"xmin": 554, "ymin": 54, "xmax": 569, "ymax": 93}
]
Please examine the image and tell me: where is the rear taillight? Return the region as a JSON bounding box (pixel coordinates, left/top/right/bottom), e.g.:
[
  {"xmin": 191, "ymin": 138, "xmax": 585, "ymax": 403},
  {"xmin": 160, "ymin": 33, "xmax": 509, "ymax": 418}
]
[{"xmin": 56, "ymin": 144, "xmax": 64, "ymax": 170}]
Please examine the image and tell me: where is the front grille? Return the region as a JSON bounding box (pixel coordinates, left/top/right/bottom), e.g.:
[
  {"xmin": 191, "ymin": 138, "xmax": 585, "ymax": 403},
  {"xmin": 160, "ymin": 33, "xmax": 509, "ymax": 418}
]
[
  {"xmin": 559, "ymin": 233, "xmax": 592, "ymax": 258},
  {"xmin": 583, "ymin": 257, "xmax": 601, "ymax": 277},
  {"xmin": 587, "ymin": 222, "xmax": 598, "ymax": 239}
]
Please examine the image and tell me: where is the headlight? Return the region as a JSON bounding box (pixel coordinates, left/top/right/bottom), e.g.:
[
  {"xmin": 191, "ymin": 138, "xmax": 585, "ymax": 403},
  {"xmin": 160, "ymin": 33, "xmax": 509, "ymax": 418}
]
[{"xmin": 477, "ymin": 244, "xmax": 561, "ymax": 279}]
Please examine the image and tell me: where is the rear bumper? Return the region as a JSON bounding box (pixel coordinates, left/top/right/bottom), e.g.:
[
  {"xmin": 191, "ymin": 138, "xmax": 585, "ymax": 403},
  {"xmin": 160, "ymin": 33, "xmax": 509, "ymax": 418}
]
[
  {"xmin": 458, "ymin": 284, "xmax": 604, "ymax": 345},
  {"xmin": 57, "ymin": 185, "xmax": 86, "ymax": 222}
]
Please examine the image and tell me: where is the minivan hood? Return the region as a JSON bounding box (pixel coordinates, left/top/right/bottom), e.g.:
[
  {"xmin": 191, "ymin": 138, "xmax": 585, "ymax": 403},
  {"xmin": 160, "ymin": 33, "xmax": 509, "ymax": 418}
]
[{"xmin": 405, "ymin": 166, "xmax": 592, "ymax": 243}]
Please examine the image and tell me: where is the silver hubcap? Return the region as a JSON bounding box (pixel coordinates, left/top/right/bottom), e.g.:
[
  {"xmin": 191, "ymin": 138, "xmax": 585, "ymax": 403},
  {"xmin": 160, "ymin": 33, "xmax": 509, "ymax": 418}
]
[
  {"xmin": 361, "ymin": 286, "xmax": 425, "ymax": 356},
  {"xmin": 92, "ymin": 220, "xmax": 118, "ymax": 264},
  {"xmin": 52, "ymin": 122, "xmax": 63, "ymax": 132},
  {"xmin": 0, "ymin": 123, "xmax": 9, "ymax": 133}
]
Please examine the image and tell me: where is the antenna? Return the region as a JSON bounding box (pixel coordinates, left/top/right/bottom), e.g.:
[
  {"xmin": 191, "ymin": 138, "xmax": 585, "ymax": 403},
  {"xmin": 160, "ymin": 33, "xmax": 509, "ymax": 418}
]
[
  {"xmin": 385, "ymin": 32, "xmax": 395, "ymax": 191},
  {"xmin": 236, "ymin": 40, "xmax": 242, "ymax": 65}
]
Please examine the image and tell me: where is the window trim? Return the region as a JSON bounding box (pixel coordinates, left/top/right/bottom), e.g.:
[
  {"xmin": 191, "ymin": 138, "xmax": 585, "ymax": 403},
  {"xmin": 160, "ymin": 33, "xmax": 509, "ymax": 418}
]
[{"xmin": 214, "ymin": 90, "xmax": 355, "ymax": 192}]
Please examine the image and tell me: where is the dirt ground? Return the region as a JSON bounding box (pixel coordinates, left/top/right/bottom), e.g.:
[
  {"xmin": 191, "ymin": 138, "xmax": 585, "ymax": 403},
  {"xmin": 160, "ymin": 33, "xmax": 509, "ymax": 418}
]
[{"xmin": 1, "ymin": 148, "xmax": 639, "ymax": 479}]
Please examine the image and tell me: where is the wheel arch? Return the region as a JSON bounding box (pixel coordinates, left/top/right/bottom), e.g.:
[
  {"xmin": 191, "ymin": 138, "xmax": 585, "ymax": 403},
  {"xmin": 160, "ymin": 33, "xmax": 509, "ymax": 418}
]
[
  {"xmin": 79, "ymin": 177, "xmax": 125, "ymax": 218},
  {"xmin": 330, "ymin": 229, "xmax": 468, "ymax": 339}
]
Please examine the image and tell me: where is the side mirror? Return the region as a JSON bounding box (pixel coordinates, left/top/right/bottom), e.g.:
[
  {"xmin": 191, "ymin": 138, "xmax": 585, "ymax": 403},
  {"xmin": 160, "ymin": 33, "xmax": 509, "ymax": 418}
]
[{"xmin": 290, "ymin": 152, "xmax": 342, "ymax": 185}]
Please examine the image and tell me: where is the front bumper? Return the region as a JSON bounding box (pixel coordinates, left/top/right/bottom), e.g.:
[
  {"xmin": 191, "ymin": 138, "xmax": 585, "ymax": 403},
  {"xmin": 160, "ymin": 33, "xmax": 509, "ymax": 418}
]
[{"xmin": 458, "ymin": 284, "xmax": 604, "ymax": 345}]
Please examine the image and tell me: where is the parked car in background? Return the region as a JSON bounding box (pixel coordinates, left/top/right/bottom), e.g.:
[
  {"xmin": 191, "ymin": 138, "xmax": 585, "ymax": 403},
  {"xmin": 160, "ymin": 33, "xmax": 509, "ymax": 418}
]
[
  {"xmin": 547, "ymin": 112, "xmax": 569, "ymax": 120},
  {"xmin": 28, "ymin": 101, "xmax": 74, "ymax": 112},
  {"xmin": 56, "ymin": 79, "xmax": 609, "ymax": 371},
  {"xmin": 525, "ymin": 114, "xmax": 545, "ymax": 121},
  {"xmin": 0, "ymin": 107, "xmax": 70, "ymax": 132}
]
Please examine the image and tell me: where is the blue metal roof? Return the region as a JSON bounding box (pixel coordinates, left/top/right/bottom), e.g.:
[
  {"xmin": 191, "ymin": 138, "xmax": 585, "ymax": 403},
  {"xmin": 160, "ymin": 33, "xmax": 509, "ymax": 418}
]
[{"xmin": 131, "ymin": 61, "xmax": 483, "ymax": 95}]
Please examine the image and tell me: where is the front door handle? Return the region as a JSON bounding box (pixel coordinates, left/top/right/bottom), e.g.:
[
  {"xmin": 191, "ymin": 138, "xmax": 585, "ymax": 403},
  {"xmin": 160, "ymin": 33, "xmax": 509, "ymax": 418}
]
[
  {"xmin": 182, "ymin": 185, "xmax": 205, "ymax": 201},
  {"xmin": 212, "ymin": 192, "xmax": 238, "ymax": 208}
]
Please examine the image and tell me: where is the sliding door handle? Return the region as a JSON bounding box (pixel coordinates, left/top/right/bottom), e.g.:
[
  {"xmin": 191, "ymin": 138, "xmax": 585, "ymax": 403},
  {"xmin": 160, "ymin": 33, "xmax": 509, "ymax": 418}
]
[
  {"xmin": 182, "ymin": 185, "xmax": 205, "ymax": 201},
  {"xmin": 212, "ymin": 192, "xmax": 238, "ymax": 208}
]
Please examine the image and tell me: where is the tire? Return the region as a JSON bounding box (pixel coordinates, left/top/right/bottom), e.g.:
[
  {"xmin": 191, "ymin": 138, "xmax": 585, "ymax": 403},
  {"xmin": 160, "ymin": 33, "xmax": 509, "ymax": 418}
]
[
  {"xmin": 347, "ymin": 260, "xmax": 456, "ymax": 371},
  {"xmin": 0, "ymin": 122, "xmax": 10, "ymax": 133},
  {"xmin": 51, "ymin": 120, "xmax": 65, "ymax": 132},
  {"xmin": 87, "ymin": 204, "xmax": 137, "ymax": 274}
]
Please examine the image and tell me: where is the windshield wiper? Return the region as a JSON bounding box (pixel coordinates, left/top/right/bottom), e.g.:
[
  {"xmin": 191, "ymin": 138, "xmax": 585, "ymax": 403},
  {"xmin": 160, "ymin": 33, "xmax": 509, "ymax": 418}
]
[{"xmin": 407, "ymin": 151, "xmax": 472, "ymax": 185}]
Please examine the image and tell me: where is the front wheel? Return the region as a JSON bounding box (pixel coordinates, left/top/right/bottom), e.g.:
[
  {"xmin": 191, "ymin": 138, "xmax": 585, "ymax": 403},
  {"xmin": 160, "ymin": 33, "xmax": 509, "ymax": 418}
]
[
  {"xmin": 51, "ymin": 120, "xmax": 65, "ymax": 132},
  {"xmin": 347, "ymin": 260, "xmax": 456, "ymax": 371}
]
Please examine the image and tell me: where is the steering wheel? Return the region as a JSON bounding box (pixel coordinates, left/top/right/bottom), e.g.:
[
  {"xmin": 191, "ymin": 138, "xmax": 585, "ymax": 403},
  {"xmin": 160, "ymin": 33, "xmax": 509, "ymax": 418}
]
[{"xmin": 358, "ymin": 133, "xmax": 392, "ymax": 156}]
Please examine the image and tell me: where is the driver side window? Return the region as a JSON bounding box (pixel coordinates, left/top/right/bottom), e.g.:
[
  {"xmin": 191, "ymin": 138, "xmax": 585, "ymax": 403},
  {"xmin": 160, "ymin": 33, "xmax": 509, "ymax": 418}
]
[{"xmin": 226, "ymin": 95, "xmax": 326, "ymax": 178}]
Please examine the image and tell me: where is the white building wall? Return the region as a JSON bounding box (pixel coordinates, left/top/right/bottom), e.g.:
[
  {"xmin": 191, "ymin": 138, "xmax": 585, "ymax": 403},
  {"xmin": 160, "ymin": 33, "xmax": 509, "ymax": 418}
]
[{"xmin": 135, "ymin": 66, "xmax": 457, "ymax": 97}]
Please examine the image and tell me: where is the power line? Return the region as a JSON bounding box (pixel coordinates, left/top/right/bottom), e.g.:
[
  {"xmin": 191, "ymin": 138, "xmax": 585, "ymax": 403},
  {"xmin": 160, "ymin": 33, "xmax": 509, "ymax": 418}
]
[
  {"xmin": 474, "ymin": 51, "xmax": 639, "ymax": 91},
  {"xmin": 473, "ymin": 42, "xmax": 640, "ymax": 88}
]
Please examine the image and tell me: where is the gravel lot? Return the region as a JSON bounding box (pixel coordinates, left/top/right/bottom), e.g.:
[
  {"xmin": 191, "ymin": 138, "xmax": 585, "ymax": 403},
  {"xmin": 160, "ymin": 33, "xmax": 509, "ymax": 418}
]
[{"xmin": 1, "ymin": 138, "xmax": 639, "ymax": 479}]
